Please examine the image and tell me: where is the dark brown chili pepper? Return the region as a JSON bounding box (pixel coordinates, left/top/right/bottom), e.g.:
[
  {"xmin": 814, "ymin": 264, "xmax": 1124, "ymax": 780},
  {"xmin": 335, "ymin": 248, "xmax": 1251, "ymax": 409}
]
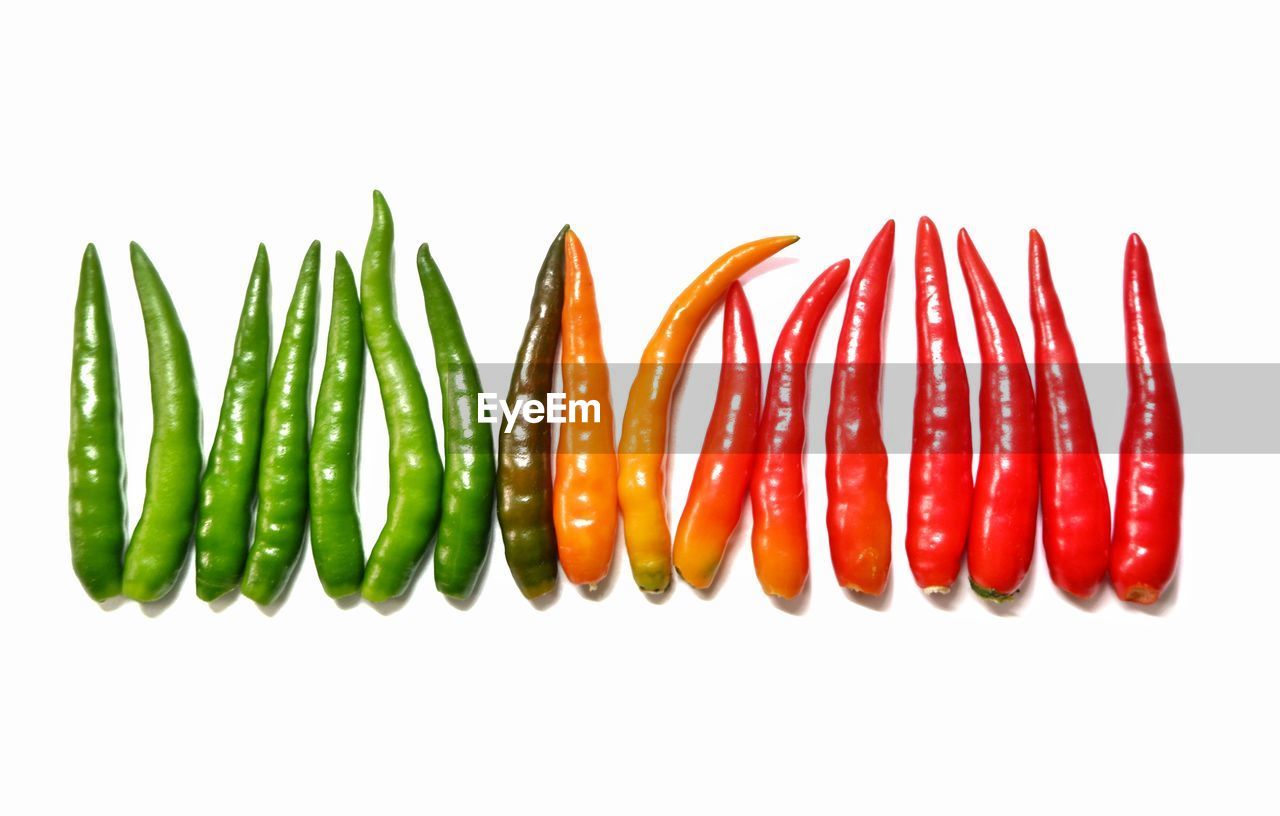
[{"xmin": 498, "ymin": 226, "xmax": 568, "ymax": 599}]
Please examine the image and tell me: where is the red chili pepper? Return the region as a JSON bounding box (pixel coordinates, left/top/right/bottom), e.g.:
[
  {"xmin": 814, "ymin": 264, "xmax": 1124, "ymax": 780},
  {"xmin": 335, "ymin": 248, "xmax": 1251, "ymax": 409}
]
[
  {"xmin": 826, "ymin": 221, "xmax": 895, "ymax": 595},
  {"xmin": 1028, "ymin": 229, "xmax": 1110, "ymax": 598},
  {"xmin": 672, "ymin": 282, "xmax": 761, "ymax": 589},
  {"xmin": 905, "ymin": 217, "xmax": 972, "ymax": 592},
  {"xmin": 750, "ymin": 259, "xmax": 850, "ymax": 599},
  {"xmin": 1111, "ymin": 234, "xmax": 1183, "ymax": 604},
  {"xmin": 956, "ymin": 229, "xmax": 1039, "ymax": 601}
]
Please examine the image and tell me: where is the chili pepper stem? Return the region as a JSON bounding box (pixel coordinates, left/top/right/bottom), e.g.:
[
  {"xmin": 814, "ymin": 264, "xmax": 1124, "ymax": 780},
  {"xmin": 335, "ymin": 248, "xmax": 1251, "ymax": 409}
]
[
  {"xmin": 1123, "ymin": 584, "xmax": 1160, "ymax": 604},
  {"xmin": 968, "ymin": 578, "xmax": 1018, "ymax": 603}
]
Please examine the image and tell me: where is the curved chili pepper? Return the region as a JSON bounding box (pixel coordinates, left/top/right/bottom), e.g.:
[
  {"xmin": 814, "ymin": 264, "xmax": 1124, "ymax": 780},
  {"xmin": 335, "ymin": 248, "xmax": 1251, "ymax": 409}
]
[
  {"xmin": 309, "ymin": 251, "xmax": 366, "ymax": 599},
  {"xmin": 1111, "ymin": 234, "xmax": 1182, "ymax": 604},
  {"xmin": 68, "ymin": 243, "xmax": 126, "ymax": 601},
  {"xmin": 498, "ymin": 226, "xmax": 568, "ymax": 599},
  {"xmin": 360, "ymin": 191, "xmax": 444, "ymax": 603},
  {"xmin": 905, "ymin": 217, "xmax": 971, "ymax": 592},
  {"xmin": 750, "ymin": 259, "xmax": 850, "ymax": 599},
  {"xmin": 956, "ymin": 229, "xmax": 1038, "ymax": 602},
  {"xmin": 826, "ymin": 221, "xmax": 895, "ymax": 595},
  {"xmin": 420, "ymin": 242, "xmax": 497, "ymax": 601},
  {"xmin": 1028, "ymin": 230, "xmax": 1110, "ymax": 599},
  {"xmin": 122, "ymin": 242, "xmax": 203, "ymax": 602},
  {"xmin": 554, "ymin": 229, "xmax": 618, "ymax": 589},
  {"xmin": 242, "ymin": 241, "xmax": 321, "ymax": 605},
  {"xmin": 672, "ymin": 281, "xmax": 760, "ymax": 590},
  {"xmin": 619, "ymin": 235, "xmax": 798, "ymax": 593},
  {"xmin": 195, "ymin": 245, "xmax": 272, "ymax": 602}
]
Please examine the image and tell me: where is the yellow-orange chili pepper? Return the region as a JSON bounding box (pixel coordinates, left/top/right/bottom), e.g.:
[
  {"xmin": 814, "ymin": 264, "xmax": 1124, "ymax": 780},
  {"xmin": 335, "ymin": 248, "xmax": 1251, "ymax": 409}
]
[
  {"xmin": 554, "ymin": 229, "xmax": 618, "ymax": 588},
  {"xmin": 618, "ymin": 235, "xmax": 799, "ymax": 592}
]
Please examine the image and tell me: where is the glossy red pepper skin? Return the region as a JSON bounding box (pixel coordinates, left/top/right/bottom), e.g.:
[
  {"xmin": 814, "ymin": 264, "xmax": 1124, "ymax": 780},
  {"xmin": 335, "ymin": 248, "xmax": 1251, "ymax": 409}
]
[
  {"xmin": 957, "ymin": 229, "xmax": 1039, "ymax": 601},
  {"xmin": 672, "ymin": 282, "xmax": 761, "ymax": 589},
  {"xmin": 826, "ymin": 221, "xmax": 894, "ymax": 595},
  {"xmin": 1111, "ymin": 234, "xmax": 1183, "ymax": 604},
  {"xmin": 750, "ymin": 259, "xmax": 850, "ymax": 599},
  {"xmin": 905, "ymin": 217, "xmax": 972, "ymax": 592},
  {"xmin": 1028, "ymin": 229, "xmax": 1110, "ymax": 598}
]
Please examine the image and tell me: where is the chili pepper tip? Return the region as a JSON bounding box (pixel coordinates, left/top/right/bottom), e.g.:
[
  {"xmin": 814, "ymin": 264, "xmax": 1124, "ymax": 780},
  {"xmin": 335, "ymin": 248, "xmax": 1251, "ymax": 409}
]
[
  {"xmin": 1125, "ymin": 234, "xmax": 1149, "ymax": 269},
  {"xmin": 917, "ymin": 217, "xmax": 940, "ymax": 244},
  {"xmin": 128, "ymin": 241, "xmax": 149, "ymax": 267},
  {"xmin": 371, "ymin": 190, "xmax": 391, "ymax": 220},
  {"xmin": 1029, "ymin": 229, "xmax": 1047, "ymax": 259}
]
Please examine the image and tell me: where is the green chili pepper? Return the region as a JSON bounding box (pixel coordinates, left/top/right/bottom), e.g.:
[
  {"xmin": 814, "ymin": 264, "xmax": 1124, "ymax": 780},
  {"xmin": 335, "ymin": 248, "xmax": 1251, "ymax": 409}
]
[
  {"xmin": 417, "ymin": 243, "xmax": 497, "ymax": 599},
  {"xmin": 68, "ymin": 244, "xmax": 126, "ymax": 601},
  {"xmin": 359, "ymin": 191, "xmax": 444, "ymax": 602},
  {"xmin": 241, "ymin": 241, "xmax": 321, "ymax": 605},
  {"xmin": 194, "ymin": 245, "xmax": 272, "ymax": 601},
  {"xmin": 122, "ymin": 242, "xmax": 202, "ymax": 602},
  {"xmin": 498, "ymin": 226, "xmax": 568, "ymax": 599},
  {"xmin": 309, "ymin": 251, "xmax": 366, "ymax": 599}
]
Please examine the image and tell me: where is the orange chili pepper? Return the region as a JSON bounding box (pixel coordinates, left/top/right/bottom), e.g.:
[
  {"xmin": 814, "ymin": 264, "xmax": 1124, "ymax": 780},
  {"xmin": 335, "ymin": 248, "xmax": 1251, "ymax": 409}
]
[
  {"xmin": 618, "ymin": 235, "xmax": 799, "ymax": 593},
  {"xmin": 553, "ymin": 229, "xmax": 618, "ymax": 588},
  {"xmin": 750, "ymin": 258, "xmax": 850, "ymax": 599}
]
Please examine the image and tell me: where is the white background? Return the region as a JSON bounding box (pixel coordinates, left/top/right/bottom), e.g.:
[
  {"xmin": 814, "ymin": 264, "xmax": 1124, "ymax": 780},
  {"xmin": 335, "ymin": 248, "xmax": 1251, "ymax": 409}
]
[{"xmin": 2, "ymin": 1, "xmax": 1276, "ymax": 813}]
